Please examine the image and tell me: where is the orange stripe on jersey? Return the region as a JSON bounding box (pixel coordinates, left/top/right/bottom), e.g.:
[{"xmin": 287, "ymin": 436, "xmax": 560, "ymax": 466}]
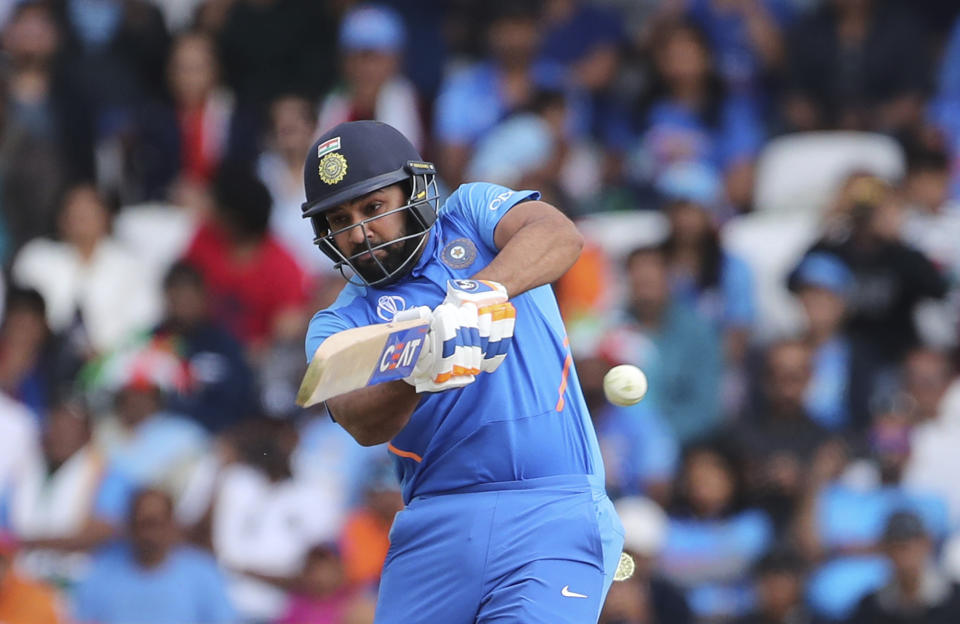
[
  {"xmin": 555, "ymin": 336, "xmax": 573, "ymax": 412},
  {"xmin": 388, "ymin": 443, "xmax": 423, "ymax": 463}
]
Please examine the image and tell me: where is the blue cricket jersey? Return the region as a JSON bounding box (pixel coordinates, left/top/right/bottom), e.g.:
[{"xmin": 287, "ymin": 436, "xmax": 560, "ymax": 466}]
[{"xmin": 305, "ymin": 182, "xmax": 605, "ymax": 504}]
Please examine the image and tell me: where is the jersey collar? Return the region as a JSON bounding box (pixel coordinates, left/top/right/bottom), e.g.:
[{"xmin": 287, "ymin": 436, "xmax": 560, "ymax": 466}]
[{"xmin": 409, "ymin": 220, "xmax": 441, "ymax": 280}]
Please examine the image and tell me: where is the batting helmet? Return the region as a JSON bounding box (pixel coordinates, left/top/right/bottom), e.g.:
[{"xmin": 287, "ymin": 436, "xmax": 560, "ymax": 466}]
[{"xmin": 302, "ymin": 121, "xmax": 438, "ymax": 286}]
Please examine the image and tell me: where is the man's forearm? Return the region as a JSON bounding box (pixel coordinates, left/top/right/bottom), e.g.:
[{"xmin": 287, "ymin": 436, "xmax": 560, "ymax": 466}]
[
  {"xmin": 326, "ymin": 380, "xmax": 420, "ymax": 446},
  {"xmin": 474, "ymin": 215, "xmax": 583, "ymax": 296}
]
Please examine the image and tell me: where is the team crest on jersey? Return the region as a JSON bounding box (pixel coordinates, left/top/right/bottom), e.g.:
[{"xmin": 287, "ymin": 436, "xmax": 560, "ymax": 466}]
[
  {"xmin": 319, "ymin": 152, "xmax": 348, "ymax": 185},
  {"xmin": 376, "ymin": 295, "xmax": 406, "ymax": 321},
  {"xmin": 441, "ymin": 238, "xmax": 477, "ymax": 269}
]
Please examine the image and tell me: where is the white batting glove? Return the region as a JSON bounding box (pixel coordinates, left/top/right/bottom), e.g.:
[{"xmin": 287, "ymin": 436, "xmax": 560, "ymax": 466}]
[
  {"xmin": 441, "ymin": 279, "xmax": 516, "ymax": 373},
  {"xmin": 401, "ymin": 303, "xmax": 482, "ymax": 393},
  {"xmin": 477, "ymin": 301, "xmax": 516, "ymax": 372}
]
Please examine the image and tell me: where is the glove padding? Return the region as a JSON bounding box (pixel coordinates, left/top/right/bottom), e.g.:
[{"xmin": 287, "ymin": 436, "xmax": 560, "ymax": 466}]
[
  {"xmin": 442, "ymin": 279, "xmax": 509, "ymax": 308},
  {"xmin": 400, "ymin": 303, "xmax": 482, "ymax": 393},
  {"xmin": 442, "ymin": 280, "xmax": 515, "ymax": 373},
  {"xmin": 477, "ymin": 301, "xmax": 515, "ymax": 372}
]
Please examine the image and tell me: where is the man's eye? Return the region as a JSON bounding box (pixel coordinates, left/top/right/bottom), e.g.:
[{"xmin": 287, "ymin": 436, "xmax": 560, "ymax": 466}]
[
  {"xmin": 329, "ymin": 215, "xmax": 348, "ymax": 229},
  {"xmin": 368, "ymin": 202, "xmax": 383, "ymax": 215}
]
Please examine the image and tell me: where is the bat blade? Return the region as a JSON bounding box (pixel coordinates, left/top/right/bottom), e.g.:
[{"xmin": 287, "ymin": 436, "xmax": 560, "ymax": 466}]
[{"xmin": 297, "ymin": 318, "xmax": 430, "ymax": 407}]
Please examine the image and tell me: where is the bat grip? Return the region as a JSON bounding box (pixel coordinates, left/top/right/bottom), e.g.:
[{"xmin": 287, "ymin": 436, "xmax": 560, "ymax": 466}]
[{"xmin": 394, "ymin": 306, "xmax": 432, "ymax": 322}]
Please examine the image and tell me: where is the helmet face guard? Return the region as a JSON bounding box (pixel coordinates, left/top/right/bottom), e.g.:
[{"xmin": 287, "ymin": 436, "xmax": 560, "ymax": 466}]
[{"xmin": 308, "ymin": 164, "xmax": 439, "ymax": 287}]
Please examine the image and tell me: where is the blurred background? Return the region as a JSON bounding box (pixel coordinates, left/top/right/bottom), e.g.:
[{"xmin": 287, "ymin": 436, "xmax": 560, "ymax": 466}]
[{"xmin": 1, "ymin": 0, "xmax": 960, "ymax": 622}]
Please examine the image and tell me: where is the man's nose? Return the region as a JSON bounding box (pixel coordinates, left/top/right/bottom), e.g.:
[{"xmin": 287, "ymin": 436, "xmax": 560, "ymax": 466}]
[{"xmin": 347, "ymin": 222, "xmax": 369, "ymax": 245}]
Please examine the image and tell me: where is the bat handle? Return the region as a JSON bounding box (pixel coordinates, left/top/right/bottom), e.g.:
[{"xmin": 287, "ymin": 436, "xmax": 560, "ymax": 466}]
[{"xmin": 394, "ymin": 306, "xmax": 432, "ymax": 322}]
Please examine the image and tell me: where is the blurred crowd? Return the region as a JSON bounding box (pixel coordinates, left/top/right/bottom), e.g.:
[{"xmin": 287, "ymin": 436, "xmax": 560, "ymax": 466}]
[{"xmin": 0, "ymin": 0, "xmax": 959, "ymax": 623}]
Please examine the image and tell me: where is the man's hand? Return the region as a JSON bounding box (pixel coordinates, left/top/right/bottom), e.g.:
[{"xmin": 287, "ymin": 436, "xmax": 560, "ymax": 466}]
[
  {"xmin": 399, "ymin": 280, "xmax": 516, "ymax": 392},
  {"xmin": 442, "ymin": 279, "xmax": 508, "ymax": 308},
  {"xmin": 443, "ymin": 280, "xmax": 515, "ymax": 372},
  {"xmin": 401, "ymin": 304, "xmax": 481, "ymax": 393}
]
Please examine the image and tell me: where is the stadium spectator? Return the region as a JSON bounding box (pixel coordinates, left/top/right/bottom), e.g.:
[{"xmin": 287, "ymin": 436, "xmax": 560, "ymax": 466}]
[
  {"xmin": 12, "ymin": 183, "xmax": 162, "ymax": 355},
  {"xmin": 152, "ymin": 261, "xmax": 255, "ymax": 433},
  {"xmin": 660, "ymin": 439, "xmax": 774, "ymax": 620},
  {"xmin": 217, "ymin": 0, "xmax": 337, "ymax": 107},
  {"xmin": 0, "ymin": 390, "xmax": 40, "ymax": 507},
  {"xmin": 900, "ymin": 142, "xmax": 960, "ymax": 280},
  {"xmin": 339, "ymin": 459, "xmax": 403, "ymax": 587},
  {"xmin": 734, "ymin": 548, "xmax": 820, "ymax": 624},
  {"xmin": 0, "ymin": 533, "xmax": 62, "ymax": 624},
  {"xmin": 318, "ymin": 5, "xmax": 422, "ymax": 152},
  {"xmin": 735, "ymin": 339, "xmax": 831, "ymax": 531},
  {"xmin": 72, "ymin": 488, "xmax": 237, "ymax": 624},
  {"xmin": 465, "ymin": 90, "xmax": 574, "ymax": 207},
  {"xmin": 802, "ymin": 174, "xmax": 947, "ymax": 426},
  {"xmin": 538, "ymin": 0, "xmax": 626, "ymax": 150},
  {"xmin": 898, "ymin": 143, "xmax": 960, "ymax": 348},
  {"xmin": 5, "ymin": 398, "xmax": 114, "ymax": 586},
  {"xmin": 134, "ymin": 31, "xmax": 257, "ymax": 200},
  {"xmin": 89, "ymin": 342, "xmax": 208, "ymax": 523},
  {"xmin": 848, "ymin": 510, "xmax": 960, "ymax": 624},
  {"xmin": 782, "ymin": 0, "xmax": 931, "ymax": 133},
  {"xmin": 0, "ymin": 286, "xmax": 72, "ymax": 417},
  {"xmin": 902, "ymin": 350, "xmax": 960, "ymax": 525},
  {"xmin": 793, "ymin": 396, "xmax": 949, "ymax": 570},
  {"xmin": 59, "ymin": 0, "xmax": 172, "ymax": 204},
  {"xmin": 275, "ymin": 543, "xmax": 376, "ymax": 624},
  {"xmin": 926, "ymin": 13, "xmax": 960, "ymax": 199},
  {"xmin": 600, "ymin": 496, "xmax": 692, "ymax": 624},
  {"xmin": 182, "ymin": 165, "xmax": 308, "ymax": 353},
  {"xmin": 210, "ymin": 418, "xmax": 344, "ymax": 622},
  {"xmin": 685, "ymin": 0, "xmax": 794, "ymax": 95},
  {"xmin": 787, "ymin": 252, "xmax": 855, "ymax": 430},
  {"xmin": 0, "ymin": 1, "xmax": 77, "ymax": 257},
  {"xmin": 258, "ymin": 94, "xmax": 328, "ymax": 279},
  {"xmin": 433, "ymin": 0, "xmax": 563, "ymax": 186},
  {"xmin": 611, "ymin": 245, "xmax": 722, "ymax": 443},
  {"xmin": 576, "ymin": 352, "xmax": 679, "ymax": 503},
  {"xmin": 656, "ymin": 161, "xmax": 756, "ymax": 413},
  {"xmin": 627, "ymin": 19, "xmax": 764, "ymax": 210}
]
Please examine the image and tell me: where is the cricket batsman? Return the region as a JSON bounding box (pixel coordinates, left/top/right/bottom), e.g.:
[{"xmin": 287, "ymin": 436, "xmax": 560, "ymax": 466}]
[{"xmin": 301, "ymin": 120, "xmax": 624, "ymax": 623}]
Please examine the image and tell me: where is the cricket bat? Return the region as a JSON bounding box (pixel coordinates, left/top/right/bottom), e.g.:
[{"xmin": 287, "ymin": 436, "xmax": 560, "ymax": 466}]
[{"xmin": 296, "ymin": 318, "xmax": 430, "ymax": 407}]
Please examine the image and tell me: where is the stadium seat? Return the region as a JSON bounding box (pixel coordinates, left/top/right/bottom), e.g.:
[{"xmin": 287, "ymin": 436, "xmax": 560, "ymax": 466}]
[{"xmin": 753, "ymin": 132, "xmax": 905, "ymax": 215}]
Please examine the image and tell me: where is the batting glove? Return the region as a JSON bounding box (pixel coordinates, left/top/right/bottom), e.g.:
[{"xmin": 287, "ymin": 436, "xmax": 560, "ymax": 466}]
[
  {"xmin": 442, "ymin": 279, "xmax": 508, "ymax": 308},
  {"xmin": 400, "ymin": 304, "xmax": 482, "ymax": 393},
  {"xmin": 477, "ymin": 301, "xmax": 516, "ymax": 372},
  {"xmin": 442, "ymin": 280, "xmax": 515, "ymax": 372}
]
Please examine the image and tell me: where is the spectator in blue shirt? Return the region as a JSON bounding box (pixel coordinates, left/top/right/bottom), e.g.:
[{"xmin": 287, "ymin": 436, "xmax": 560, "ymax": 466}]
[
  {"xmin": 929, "ymin": 14, "xmax": 960, "ymax": 200},
  {"xmin": 628, "ymin": 20, "xmax": 764, "ymax": 211},
  {"xmin": 656, "ymin": 162, "xmax": 757, "ymax": 414},
  {"xmin": 538, "ymin": 0, "xmax": 627, "ymax": 148},
  {"xmin": 686, "ymin": 0, "xmax": 795, "ymax": 96},
  {"xmin": 661, "ymin": 439, "xmax": 774, "ymax": 621},
  {"xmin": 72, "ymin": 488, "xmax": 237, "ymax": 624},
  {"xmin": 433, "ymin": 0, "xmax": 565, "ymax": 186},
  {"xmin": 787, "ymin": 252, "xmax": 855, "ymax": 431},
  {"xmin": 612, "ymin": 244, "xmax": 723, "ymax": 443}
]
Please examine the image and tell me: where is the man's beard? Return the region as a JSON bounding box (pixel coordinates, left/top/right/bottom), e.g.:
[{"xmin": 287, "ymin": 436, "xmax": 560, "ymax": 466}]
[{"xmin": 349, "ymin": 232, "xmax": 423, "ymax": 284}]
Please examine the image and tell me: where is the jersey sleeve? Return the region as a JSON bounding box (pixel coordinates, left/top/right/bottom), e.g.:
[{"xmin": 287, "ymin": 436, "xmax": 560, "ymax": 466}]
[
  {"xmin": 305, "ymin": 309, "xmax": 352, "ymax": 363},
  {"xmin": 444, "ymin": 182, "xmax": 541, "ymax": 252},
  {"xmin": 304, "ymin": 283, "xmax": 364, "ymax": 362}
]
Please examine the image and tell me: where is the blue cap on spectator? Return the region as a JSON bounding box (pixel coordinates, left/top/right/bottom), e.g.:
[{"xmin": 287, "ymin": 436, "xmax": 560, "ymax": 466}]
[
  {"xmin": 339, "ymin": 5, "xmax": 406, "ymax": 53},
  {"xmin": 655, "ymin": 161, "xmax": 722, "ymax": 208},
  {"xmin": 788, "ymin": 252, "xmax": 854, "ymax": 296}
]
